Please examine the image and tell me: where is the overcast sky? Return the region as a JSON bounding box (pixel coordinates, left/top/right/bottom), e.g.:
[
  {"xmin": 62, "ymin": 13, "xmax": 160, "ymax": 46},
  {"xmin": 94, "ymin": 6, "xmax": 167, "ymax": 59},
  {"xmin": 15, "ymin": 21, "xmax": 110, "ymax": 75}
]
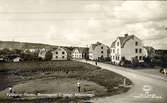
[{"xmin": 0, "ymin": 0, "xmax": 167, "ymax": 49}]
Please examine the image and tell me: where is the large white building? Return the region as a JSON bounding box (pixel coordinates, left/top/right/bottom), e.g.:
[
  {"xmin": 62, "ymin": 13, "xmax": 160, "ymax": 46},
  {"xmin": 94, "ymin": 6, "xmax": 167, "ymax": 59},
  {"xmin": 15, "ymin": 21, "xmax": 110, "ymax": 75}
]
[
  {"xmin": 110, "ymin": 34, "xmax": 146, "ymax": 64},
  {"xmin": 51, "ymin": 47, "xmax": 69, "ymax": 60},
  {"xmin": 89, "ymin": 42, "xmax": 109, "ymax": 60},
  {"xmin": 72, "ymin": 48, "xmax": 88, "ymax": 59}
]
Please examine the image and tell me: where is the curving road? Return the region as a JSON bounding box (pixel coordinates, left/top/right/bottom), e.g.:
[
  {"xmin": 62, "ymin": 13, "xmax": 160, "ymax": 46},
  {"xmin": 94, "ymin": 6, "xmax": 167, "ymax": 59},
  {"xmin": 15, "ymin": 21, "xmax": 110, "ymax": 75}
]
[{"xmin": 78, "ymin": 60, "xmax": 167, "ymax": 103}]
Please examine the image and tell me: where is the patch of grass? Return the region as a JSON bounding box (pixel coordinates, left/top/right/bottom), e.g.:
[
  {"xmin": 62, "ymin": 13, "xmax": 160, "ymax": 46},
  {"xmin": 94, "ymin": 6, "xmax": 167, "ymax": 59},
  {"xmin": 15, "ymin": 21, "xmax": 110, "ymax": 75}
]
[{"xmin": 0, "ymin": 61, "xmax": 132, "ymax": 102}]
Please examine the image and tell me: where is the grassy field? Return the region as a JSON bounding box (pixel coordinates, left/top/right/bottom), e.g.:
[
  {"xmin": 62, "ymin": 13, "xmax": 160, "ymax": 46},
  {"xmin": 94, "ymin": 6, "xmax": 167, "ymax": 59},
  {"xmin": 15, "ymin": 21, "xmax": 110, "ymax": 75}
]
[{"xmin": 0, "ymin": 61, "xmax": 132, "ymax": 103}]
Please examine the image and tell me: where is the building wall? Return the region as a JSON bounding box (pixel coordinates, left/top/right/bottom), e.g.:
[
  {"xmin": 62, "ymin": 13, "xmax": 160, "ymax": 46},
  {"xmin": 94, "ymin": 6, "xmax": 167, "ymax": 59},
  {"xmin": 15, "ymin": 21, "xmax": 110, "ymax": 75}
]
[
  {"xmin": 89, "ymin": 44, "xmax": 108, "ymax": 60},
  {"xmin": 52, "ymin": 48, "xmax": 67, "ymax": 60},
  {"xmin": 110, "ymin": 39, "xmax": 121, "ymax": 64},
  {"xmin": 72, "ymin": 49, "xmax": 83, "ymax": 59},
  {"xmin": 121, "ymin": 36, "xmax": 145, "ymax": 62},
  {"xmin": 38, "ymin": 49, "xmax": 47, "ymax": 59},
  {"xmin": 111, "ymin": 36, "xmax": 147, "ymax": 64}
]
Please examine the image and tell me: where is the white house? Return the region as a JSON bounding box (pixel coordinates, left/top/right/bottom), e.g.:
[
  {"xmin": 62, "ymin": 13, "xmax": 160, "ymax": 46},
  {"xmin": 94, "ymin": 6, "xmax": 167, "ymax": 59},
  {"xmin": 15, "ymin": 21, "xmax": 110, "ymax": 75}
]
[
  {"xmin": 51, "ymin": 47, "xmax": 69, "ymax": 60},
  {"xmin": 13, "ymin": 57, "xmax": 21, "ymax": 62},
  {"xmin": 38, "ymin": 48, "xmax": 48, "ymax": 60},
  {"xmin": 72, "ymin": 48, "xmax": 89, "ymax": 59},
  {"xmin": 89, "ymin": 42, "xmax": 109, "ymax": 60},
  {"xmin": 110, "ymin": 34, "xmax": 146, "ymax": 64}
]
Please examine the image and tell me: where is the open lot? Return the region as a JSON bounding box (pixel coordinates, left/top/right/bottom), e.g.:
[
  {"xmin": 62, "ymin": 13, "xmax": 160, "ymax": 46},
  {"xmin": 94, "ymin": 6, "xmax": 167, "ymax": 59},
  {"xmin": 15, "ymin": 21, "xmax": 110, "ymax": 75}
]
[{"xmin": 0, "ymin": 60, "xmax": 132, "ymax": 103}]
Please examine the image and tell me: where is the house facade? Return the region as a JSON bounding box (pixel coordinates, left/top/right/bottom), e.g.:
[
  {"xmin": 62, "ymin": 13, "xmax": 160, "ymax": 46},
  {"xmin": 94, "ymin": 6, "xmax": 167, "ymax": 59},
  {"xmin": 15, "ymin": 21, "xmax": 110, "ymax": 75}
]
[
  {"xmin": 51, "ymin": 47, "xmax": 68, "ymax": 60},
  {"xmin": 89, "ymin": 42, "xmax": 108, "ymax": 60},
  {"xmin": 72, "ymin": 48, "xmax": 89, "ymax": 59},
  {"xmin": 110, "ymin": 34, "xmax": 146, "ymax": 64}
]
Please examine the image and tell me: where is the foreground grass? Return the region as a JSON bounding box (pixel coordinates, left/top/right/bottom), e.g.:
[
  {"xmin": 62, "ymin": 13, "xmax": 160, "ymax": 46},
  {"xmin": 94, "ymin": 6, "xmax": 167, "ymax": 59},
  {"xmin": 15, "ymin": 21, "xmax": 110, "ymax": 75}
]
[{"xmin": 0, "ymin": 60, "xmax": 132, "ymax": 102}]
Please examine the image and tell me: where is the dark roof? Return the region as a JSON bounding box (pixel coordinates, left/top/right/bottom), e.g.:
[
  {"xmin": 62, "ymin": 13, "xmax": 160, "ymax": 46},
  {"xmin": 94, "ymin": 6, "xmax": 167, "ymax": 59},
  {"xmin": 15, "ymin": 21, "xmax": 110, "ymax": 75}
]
[
  {"xmin": 91, "ymin": 42, "xmax": 102, "ymax": 50},
  {"xmin": 110, "ymin": 40, "xmax": 116, "ymax": 48},
  {"xmin": 6, "ymin": 54, "xmax": 20, "ymax": 59},
  {"xmin": 72, "ymin": 47, "xmax": 89, "ymax": 54},
  {"xmin": 111, "ymin": 35, "xmax": 135, "ymax": 48}
]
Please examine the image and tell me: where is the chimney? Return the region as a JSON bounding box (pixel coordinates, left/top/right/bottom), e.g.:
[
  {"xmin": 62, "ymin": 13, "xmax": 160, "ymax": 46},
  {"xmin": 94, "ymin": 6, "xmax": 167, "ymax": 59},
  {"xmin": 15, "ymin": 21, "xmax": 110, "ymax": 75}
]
[{"xmin": 124, "ymin": 34, "xmax": 128, "ymax": 37}]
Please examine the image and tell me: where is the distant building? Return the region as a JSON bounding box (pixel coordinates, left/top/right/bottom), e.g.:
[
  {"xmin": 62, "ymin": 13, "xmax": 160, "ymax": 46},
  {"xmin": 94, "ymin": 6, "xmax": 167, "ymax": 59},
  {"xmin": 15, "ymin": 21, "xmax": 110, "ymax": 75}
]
[
  {"xmin": 5, "ymin": 54, "xmax": 21, "ymax": 62},
  {"xmin": 89, "ymin": 42, "xmax": 109, "ymax": 60},
  {"xmin": 72, "ymin": 47, "xmax": 89, "ymax": 59},
  {"xmin": 0, "ymin": 55, "xmax": 4, "ymax": 62},
  {"xmin": 30, "ymin": 48, "xmax": 39, "ymax": 53},
  {"xmin": 13, "ymin": 57, "xmax": 21, "ymax": 62},
  {"xmin": 38, "ymin": 48, "xmax": 48, "ymax": 60},
  {"xmin": 110, "ymin": 34, "xmax": 146, "ymax": 64},
  {"xmin": 51, "ymin": 47, "xmax": 71, "ymax": 60}
]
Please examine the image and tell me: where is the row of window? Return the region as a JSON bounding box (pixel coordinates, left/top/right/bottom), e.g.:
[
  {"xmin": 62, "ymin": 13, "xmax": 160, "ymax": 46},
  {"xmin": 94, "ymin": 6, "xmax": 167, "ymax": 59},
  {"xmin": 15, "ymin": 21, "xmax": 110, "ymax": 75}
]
[
  {"xmin": 55, "ymin": 56, "xmax": 65, "ymax": 59},
  {"xmin": 111, "ymin": 49, "xmax": 119, "ymax": 54},
  {"xmin": 55, "ymin": 51, "xmax": 65, "ymax": 54},
  {"xmin": 111, "ymin": 56, "xmax": 143, "ymax": 61},
  {"xmin": 111, "ymin": 48, "xmax": 142, "ymax": 54},
  {"xmin": 111, "ymin": 49, "xmax": 115, "ymax": 53},
  {"xmin": 111, "ymin": 56, "xmax": 120, "ymax": 61},
  {"xmin": 116, "ymin": 41, "xmax": 139, "ymax": 47},
  {"xmin": 136, "ymin": 56, "xmax": 143, "ymax": 60},
  {"xmin": 135, "ymin": 48, "xmax": 142, "ymax": 53},
  {"xmin": 73, "ymin": 55, "xmax": 82, "ymax": 58}
]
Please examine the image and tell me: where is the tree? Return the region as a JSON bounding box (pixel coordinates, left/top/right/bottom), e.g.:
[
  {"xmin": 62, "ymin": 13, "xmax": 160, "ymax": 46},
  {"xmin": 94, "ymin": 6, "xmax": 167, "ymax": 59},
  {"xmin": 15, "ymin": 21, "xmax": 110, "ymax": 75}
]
[
  {"xmin": 132, "ymin": 57, "xmax": 139, "ymax": 67},
  {"xmin": 45, "ymin": 51, "xmax": 52, "ymax": 61}
]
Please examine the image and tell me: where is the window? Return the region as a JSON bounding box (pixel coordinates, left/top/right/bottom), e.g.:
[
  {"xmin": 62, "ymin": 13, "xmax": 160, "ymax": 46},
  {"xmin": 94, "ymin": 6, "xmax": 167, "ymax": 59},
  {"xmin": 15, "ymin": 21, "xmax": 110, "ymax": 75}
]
[
  {"xmin": 139, "ymin": 56, "xmax": 142, "ymax": 60},
  {"xmin": 62, "ymin": 52, "xmax": 65, "ymax": 54},
  {"xmin": 135, "ymin": 49, "xmax": 138, "ymax": 53},
  {"xmin": 139, "ymin": 48, "xmax": 142, "ymax": 53},
  {"xmin": 56, "ymin": 52, "xmax": 58, "ymax": 54},
  {"xmin": 101, "ymin": 47, "xmax": 103, "ymax": 49},
  {"xmin": 56, "ymin": 56, "xmax": 58, "ymax": 58},
  {"xmin": 101, "ymin": 51, "xmax": 103, "ymax": 53},
  {"xmin": 135, "ymin": 42, "xmax": 138, "ymax": 46},
  {"xmin": 62, "ymin": 56, "xmax": 64, "ymax": 59},
  {"xmin": 135, "ymin": 56, "xmax": 138, "ymax": 59},
  {"xmin": 113, "ymin": 56, "xmax": 115, "ymax": 60},
  {"xmin": 117, "ymin": 42, "xmax": 119, "ymax": 46},
  {"xmin": 113, "ymin": 49, "xmax": 115, "ymax": 53}
]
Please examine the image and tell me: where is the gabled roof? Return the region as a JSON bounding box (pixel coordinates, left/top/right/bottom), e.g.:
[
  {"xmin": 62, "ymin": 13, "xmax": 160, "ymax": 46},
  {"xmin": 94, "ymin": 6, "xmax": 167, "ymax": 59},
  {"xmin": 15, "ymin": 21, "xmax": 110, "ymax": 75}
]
[
  {"xmin": 51, "ymin": 47, "xmax": 72, "ymax": 56},
  {"xmin": 120, "ymin": 35, "xmax": 134, "ymax": 48},
  {"xmin": 111, "ymin": 35, "xmax": 135, "ymax": 48},
  {"xmin": 72, "ymin": 47, "xmax": 89, "ymax": 54}
]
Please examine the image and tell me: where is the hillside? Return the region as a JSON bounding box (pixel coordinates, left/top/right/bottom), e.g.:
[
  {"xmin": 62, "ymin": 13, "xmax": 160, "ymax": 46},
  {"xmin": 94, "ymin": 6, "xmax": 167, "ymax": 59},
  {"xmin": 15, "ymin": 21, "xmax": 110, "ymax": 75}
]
[
  {"xmin": 0, "ymin": 41, "xmax": 86, "ymax": 51},
  {"xmin": 0, "ymin": 41, "xmax": 55, "ymax": 50}
]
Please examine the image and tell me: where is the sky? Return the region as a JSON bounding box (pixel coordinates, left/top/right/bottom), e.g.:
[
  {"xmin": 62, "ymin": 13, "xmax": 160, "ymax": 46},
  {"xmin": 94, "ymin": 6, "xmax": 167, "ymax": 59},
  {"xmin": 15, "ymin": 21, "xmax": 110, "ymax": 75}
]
[{"xmin": 0, "ymin": 0, "xmax": 167, "ymax": 49}]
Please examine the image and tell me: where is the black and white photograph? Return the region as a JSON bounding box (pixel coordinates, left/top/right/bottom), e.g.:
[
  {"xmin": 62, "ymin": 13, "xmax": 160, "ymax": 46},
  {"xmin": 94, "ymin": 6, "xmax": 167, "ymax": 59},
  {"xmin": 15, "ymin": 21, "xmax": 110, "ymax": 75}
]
[{"xmin": 0, "ymin": 0, "xmax": 167, "ymax": 103}]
